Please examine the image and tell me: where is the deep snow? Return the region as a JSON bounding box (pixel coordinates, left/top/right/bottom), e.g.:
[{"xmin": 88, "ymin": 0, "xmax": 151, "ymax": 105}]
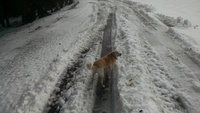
[{"xmin": 0, "ymin": 0, "xmax": 200, "ymax": 113}]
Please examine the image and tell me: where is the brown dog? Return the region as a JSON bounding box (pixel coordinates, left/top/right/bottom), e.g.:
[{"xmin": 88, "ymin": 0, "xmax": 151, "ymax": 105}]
[{"xmin": 87, "ymin": 50, "xmax": 121, "ymax": 87}]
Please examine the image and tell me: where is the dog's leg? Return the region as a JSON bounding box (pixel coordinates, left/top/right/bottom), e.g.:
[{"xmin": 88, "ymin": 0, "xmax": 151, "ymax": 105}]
[
  {"xmin": 108, "ymin": 64, "xmax": 114, "ymax": 78},
  {"xmin": 99, "ymin": 68, "xmax": 105, "ymax": 87},
  {"xmin": 92, "ymin": 69, "xmax": 96, "ymax": 76},
  {"xmin": 88, "ymin": 70, "xmax": 96, "ymax": 90},
  {"xmin": 108, "ymin": 66, "xmax": 111, "ymax": 79}
]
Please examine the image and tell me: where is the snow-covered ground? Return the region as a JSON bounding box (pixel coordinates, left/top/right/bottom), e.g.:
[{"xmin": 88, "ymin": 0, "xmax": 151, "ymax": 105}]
[
  {"xmin": 0, "ymin": 0, "xmax": 200, "ymax": 113},
  {"xmin": 0, "ymin": 0, "xmax": 104, "ymax": 113},
  {"xmin": 131, "ymin": 0, "xmax": 200, "ymax": 71},
  {"xmin": 115, "ymin": 0, "xmax": 200, "ymax": 113},
  {"xmin": 132, "ymin": 0, "xmax": 200, "ymax": 42}
]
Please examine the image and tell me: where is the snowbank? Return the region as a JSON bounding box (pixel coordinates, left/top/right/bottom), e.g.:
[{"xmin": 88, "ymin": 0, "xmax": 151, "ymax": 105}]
[
  {"xmin": 167, "ymin": 28, "xmax": 200, "ymax": 66},
  {"xmin": 156, "ymin": 14, "xmax": 191, "ymax": 28},
  {"xmin": 115, "ymin": 6, "xmax": 183, "ymax": 113},
  {"xmin": 115, "ymin": 1, "xmax": 200, "ymax": 113},
  {"xmin": 60, "ymin": 40, "xmax": 101, "ymax": 113}
]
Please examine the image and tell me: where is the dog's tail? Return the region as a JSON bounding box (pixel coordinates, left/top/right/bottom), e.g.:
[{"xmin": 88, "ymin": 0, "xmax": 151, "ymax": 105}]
[{"xmin": 86, "ymin": 62, "xmax": 93, "ymax": 70}]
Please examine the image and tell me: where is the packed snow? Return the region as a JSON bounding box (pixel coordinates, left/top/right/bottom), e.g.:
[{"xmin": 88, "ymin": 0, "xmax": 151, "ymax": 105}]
[{"xmin": 0, "ymin": 0, "xmax": 200, "ymax": 113}]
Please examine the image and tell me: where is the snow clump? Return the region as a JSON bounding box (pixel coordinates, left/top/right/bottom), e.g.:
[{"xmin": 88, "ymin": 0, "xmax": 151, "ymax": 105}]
[{"xmin": 156, "ymin": 14, "xmax": 192, "ymax": 28}]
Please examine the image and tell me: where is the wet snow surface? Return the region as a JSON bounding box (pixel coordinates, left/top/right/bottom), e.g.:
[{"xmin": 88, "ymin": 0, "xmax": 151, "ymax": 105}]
[{"xmin": 0, "ymin": 0, "xmax": 200, "ymax": 113}]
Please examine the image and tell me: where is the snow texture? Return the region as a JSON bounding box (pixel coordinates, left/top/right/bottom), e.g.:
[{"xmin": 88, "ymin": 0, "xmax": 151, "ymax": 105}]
[
  {"xmin": 0, "ymin": 0, "xmax": 103, "ymax": 113},
  {"xmin": 0, "ymin": 0, "xmax": 200, "ymax": 113}
]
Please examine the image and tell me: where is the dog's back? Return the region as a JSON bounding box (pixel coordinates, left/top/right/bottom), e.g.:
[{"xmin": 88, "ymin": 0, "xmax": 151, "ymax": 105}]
[
  {"xmin": 86, "ymin": 50, "xmax": 121, "ymax": 87},
  {"xmin": 93, "ymin": 52, "xmax": 116, "ymax": 68}
]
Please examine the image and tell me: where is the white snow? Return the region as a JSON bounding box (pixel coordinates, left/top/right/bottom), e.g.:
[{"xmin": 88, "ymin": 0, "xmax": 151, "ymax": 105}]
[
  {"xmin": 132, "ymin": 0, "xmax": 200, "ymax": 26},
  {"xmin": 0, "ymin": 0, "xmax": 200, "ymax": 113},
  {"xmin": 115, "ymin": 0, "xmax": 200, "ymax": 113},
  {"xmin": 0, "ymin": 0, "xmax": 102, "ymax": 113},
  {"xmin": 115, "ymin": 6, "xmax": 184, "ymax": 113},
  {"xmin": 131, "ymin": 0, "xmax": 200, "ymax": 66}
]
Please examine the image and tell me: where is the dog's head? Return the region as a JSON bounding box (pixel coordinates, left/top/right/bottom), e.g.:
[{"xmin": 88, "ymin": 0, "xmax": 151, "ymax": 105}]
[{"xmin": 113, "ymin": 50, "xmax": 122, "ymax": 57}]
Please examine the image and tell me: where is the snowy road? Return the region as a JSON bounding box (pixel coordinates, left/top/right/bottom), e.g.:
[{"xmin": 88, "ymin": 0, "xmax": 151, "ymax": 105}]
[
  {"xmin": 0, "ymin": 1, "xmax": 101, "ymax": 113},
  {"xmin": 0, "ymin": 0, "xmax": 200, "ymax": 113}
]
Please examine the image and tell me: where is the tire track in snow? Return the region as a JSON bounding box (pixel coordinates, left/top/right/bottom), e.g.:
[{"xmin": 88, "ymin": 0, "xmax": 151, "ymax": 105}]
[
  {"xmin": 42, "ymin": 1, "xmax": 111, "ymax": 112},
  {"xmin": 140, "ymin": 17, "xmax": 200, "ymax": 113},
  {"xmin": 45, "ymin": 48, "xmax": 90, "ymax": 113},
  {"xmin": 117, "ymin": 1, "xmax": 191, "ymax": 112},
  {"xmin": 116, "ymin": 5, "xmax": 187, "ymax": 112},
  {"xmin": 93, "ymin": 12, "xmax": 122, "ymax": 113},
  {"xmin": 122, "ymin": 1, "xmax": 157, "ymax": 31}
]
